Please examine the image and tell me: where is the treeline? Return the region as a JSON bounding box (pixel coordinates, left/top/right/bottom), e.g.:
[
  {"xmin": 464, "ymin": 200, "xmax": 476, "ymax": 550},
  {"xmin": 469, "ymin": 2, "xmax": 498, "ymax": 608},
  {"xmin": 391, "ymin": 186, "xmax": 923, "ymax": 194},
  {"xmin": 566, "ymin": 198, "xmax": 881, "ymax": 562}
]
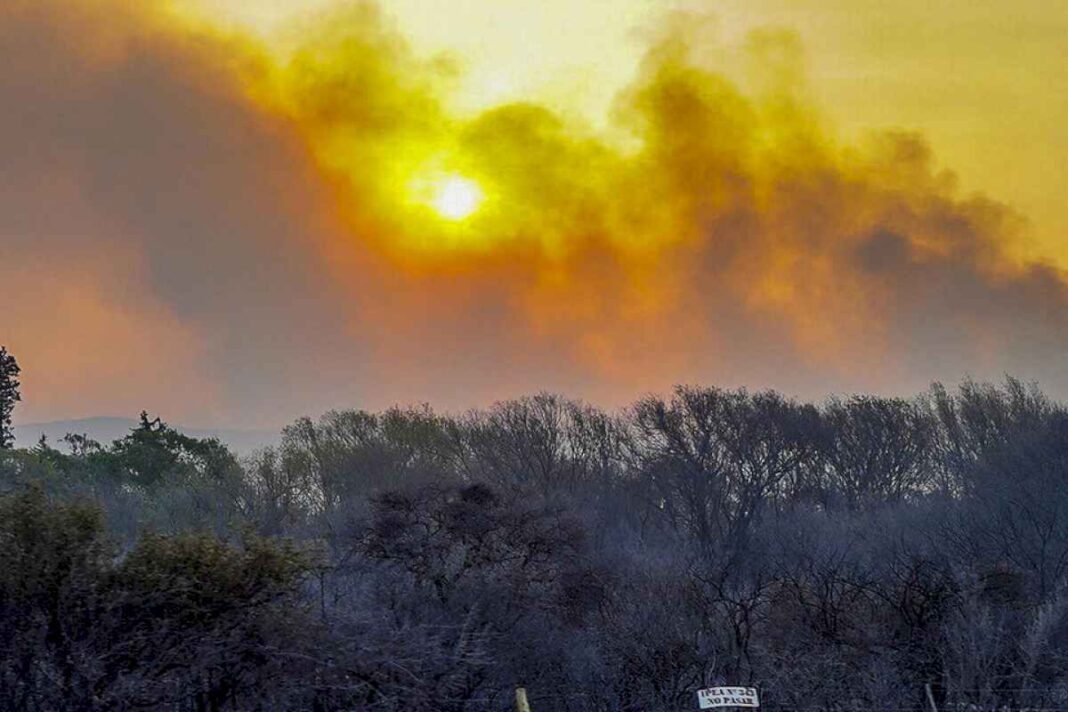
[{"xmin": 2, "ymin": 378, "xmax": 1068, "ymax": 711}]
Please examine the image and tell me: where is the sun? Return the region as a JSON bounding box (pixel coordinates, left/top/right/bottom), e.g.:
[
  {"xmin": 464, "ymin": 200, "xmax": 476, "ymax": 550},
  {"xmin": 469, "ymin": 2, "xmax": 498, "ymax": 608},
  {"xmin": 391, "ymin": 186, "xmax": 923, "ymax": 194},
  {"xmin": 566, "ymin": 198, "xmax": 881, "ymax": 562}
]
[{"xmin": 430, "ymin": 175, "xmax": 484, "ymax": 221}]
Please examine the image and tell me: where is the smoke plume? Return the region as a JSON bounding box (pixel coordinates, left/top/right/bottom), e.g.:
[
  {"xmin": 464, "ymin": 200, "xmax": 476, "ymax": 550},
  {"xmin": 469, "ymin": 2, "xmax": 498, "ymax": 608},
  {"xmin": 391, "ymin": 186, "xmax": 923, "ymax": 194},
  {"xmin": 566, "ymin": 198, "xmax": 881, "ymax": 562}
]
[{"xmin": 2, "ymin": 0, "xmax": 1065, "ymax": 426}]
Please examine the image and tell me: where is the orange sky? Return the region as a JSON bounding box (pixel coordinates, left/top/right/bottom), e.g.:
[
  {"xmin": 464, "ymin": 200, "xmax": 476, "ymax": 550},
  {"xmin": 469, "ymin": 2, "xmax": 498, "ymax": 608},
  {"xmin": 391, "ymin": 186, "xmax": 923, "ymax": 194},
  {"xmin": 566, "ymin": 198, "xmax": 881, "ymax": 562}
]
[{"xmin": 2, "ymin": 0, "xmax": 1066, "ymax": 427}]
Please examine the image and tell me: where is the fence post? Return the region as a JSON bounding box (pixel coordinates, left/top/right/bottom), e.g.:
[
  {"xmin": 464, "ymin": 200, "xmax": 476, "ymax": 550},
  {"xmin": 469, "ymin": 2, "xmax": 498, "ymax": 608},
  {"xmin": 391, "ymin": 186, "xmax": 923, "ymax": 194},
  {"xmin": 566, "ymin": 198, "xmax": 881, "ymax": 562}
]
[
  {"xmin": 925, "ymin": 683, "xmax": 939, "ymax": 712},
  {"xmin": 516, "ymin": 687, "xmax": 533, "ymax": 712}
]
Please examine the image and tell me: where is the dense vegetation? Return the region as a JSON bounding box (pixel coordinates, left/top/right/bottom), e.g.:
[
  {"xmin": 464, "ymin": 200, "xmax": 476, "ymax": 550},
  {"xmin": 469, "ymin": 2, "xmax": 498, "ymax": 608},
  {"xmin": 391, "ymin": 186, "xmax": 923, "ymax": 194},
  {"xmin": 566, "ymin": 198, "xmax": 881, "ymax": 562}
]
[{"xmin": 2, "ymin": 366, "xmax": 1068, "ymax": 710}]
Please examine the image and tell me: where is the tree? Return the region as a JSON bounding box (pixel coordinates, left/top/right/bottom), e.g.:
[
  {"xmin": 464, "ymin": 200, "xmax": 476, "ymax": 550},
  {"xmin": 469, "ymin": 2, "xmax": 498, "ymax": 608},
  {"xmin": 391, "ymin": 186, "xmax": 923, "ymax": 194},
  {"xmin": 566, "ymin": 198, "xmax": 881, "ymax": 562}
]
[
  {"xmin": 0, "ymin": 488, "xmax": 316, "ymax": 711},
  {"xmin": 822, "ymin": 396, "xmax": 936, "ymax": 509},
  {"xmin": 0, "ymin": 346, "xmax": 20, "ymax": 449},
  {"xmin": 632, "ymin": 386, "xmax": 821, "ymax": 552}
]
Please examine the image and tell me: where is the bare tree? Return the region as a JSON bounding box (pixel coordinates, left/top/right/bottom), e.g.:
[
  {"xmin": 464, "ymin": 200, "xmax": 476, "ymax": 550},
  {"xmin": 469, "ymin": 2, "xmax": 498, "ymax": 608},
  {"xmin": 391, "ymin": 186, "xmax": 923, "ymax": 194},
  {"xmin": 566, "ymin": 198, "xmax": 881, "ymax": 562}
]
[
  {"xmin": 632, "ymin": 386, "xmax": 820, "ymax": 552},
  {"xmin": 822, "ymin": 395, "xmax": 936, "ymax": 509}
]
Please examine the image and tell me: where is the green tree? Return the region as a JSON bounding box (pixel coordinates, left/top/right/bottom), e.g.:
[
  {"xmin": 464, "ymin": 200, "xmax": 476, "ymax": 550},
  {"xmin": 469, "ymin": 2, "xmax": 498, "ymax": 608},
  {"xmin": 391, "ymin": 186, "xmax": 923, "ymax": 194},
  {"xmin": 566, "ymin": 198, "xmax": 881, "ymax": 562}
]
[
  {"xmin": 0, "ymin": 488, "xmax": 316, "ymax": 710},
  {"xmin": 0, "ymin": 346, "xmax": 20, "ymax": 449},
  {"xmin": 110, "ymin": 411, "xmax": 242, "ymax": 490}
]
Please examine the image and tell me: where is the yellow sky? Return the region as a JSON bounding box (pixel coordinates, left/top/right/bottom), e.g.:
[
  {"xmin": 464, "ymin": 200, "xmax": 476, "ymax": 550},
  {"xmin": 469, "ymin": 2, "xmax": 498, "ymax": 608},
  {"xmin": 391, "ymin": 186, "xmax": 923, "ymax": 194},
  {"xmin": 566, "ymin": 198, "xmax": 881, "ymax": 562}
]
[{"xmin": 192, "ymin": 0, "xmax": 1067, "ymax": 265}]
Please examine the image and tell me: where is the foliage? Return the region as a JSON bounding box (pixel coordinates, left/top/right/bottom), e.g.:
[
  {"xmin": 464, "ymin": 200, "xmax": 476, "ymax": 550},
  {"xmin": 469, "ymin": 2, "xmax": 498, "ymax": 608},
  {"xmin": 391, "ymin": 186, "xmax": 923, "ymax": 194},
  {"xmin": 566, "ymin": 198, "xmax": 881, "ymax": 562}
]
[
  {"xmin": 0, "ymin": 488, "xmax": 315, "ymax": 710},
  {"xmin": 0, "ymin": 346, "xmax": 20, "ymax": 449},
  {"xmin": 5, "ymin": 377, "xmax": 1068, "ymax": 710}
]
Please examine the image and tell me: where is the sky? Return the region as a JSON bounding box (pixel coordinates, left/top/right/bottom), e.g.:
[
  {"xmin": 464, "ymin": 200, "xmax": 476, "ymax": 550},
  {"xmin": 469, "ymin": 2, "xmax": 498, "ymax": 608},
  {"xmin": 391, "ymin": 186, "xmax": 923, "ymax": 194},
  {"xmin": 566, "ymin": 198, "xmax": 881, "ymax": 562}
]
[
  {"xmin": 2, "ymin": 0, "xmax": 1066, "ymax": 428},
  {"xmin": 202, "ymin": 0, "xmax": 1068, "ymax": 261}
]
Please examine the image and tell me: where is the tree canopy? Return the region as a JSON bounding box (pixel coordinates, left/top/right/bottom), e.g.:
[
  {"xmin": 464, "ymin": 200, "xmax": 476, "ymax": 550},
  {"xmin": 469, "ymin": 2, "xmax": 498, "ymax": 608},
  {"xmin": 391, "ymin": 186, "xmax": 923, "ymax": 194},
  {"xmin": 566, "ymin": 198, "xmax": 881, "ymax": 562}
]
[
  {"xmin": 2, "ymin": 377, "xmax": 1068, "ymax": 710},
  {"xmin": 0, "ymin": 346, "xmax": 20, "ymax": 449}
]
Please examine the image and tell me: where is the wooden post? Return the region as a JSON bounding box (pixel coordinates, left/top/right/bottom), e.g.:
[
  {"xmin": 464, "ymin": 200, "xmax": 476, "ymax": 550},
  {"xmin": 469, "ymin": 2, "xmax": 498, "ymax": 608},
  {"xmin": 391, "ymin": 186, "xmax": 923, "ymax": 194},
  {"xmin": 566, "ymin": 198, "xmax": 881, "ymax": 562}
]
[
  {"xmin": 515, "ymin": 687, "xmax": 532, "ymax": 712},
  {"xmin": 925, "ymin": 683, "xmax": 939, "ymax": 712}
]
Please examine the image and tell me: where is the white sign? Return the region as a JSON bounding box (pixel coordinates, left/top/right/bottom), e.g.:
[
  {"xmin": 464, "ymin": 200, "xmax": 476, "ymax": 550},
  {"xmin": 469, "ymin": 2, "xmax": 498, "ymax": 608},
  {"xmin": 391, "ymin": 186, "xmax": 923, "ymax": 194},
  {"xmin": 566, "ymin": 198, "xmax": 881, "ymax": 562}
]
[{"xmin": 697, "ymin": 687, "xmax": 760, "ymax": 709}]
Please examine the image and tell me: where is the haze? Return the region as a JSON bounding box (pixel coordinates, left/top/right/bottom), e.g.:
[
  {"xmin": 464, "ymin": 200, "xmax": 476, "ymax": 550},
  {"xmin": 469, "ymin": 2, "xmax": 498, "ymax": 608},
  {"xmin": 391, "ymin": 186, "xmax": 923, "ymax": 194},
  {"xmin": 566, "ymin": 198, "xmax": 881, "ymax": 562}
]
[{"xmin": 2, "ymin": 0, "xmax": 1066, "ymax": 429}]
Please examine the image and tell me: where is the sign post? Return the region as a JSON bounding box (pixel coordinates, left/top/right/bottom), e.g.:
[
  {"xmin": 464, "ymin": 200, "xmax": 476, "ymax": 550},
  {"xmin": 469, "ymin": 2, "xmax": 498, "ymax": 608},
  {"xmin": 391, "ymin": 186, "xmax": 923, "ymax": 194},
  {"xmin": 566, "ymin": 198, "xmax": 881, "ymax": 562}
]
[
  {"xmin": 696, "ymin": 686, "xmax": 760, "ymax": 709},
  {"xmin": 515, "ymin": 687, "xmax": 532, "ymax": 712}
]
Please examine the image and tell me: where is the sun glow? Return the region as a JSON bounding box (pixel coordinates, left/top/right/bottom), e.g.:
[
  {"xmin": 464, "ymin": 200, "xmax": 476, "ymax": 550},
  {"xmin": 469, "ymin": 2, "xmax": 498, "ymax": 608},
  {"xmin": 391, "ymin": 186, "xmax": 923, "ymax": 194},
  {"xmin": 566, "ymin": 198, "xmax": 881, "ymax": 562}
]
[{"xmin": 429, "ymin": 175, "xmax": 484, "ymax": 221}]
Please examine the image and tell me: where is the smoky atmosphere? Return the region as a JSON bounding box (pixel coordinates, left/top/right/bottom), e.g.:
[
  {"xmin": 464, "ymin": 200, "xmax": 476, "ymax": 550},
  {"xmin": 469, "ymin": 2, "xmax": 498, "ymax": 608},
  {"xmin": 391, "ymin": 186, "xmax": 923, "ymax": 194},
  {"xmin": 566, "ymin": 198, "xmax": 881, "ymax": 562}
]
[{"xmin": 1, "ymin": 0, "xmax": 1067, "ymax": 710}]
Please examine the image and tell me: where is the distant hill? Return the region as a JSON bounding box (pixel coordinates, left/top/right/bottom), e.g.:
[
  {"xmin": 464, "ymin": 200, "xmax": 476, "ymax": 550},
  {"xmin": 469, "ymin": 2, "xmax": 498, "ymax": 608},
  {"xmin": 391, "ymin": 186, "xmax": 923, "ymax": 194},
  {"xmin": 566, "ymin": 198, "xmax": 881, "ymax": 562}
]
[{"xmin": 13, "ymin": 417, "xmax": 278, "ymax": 456}]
